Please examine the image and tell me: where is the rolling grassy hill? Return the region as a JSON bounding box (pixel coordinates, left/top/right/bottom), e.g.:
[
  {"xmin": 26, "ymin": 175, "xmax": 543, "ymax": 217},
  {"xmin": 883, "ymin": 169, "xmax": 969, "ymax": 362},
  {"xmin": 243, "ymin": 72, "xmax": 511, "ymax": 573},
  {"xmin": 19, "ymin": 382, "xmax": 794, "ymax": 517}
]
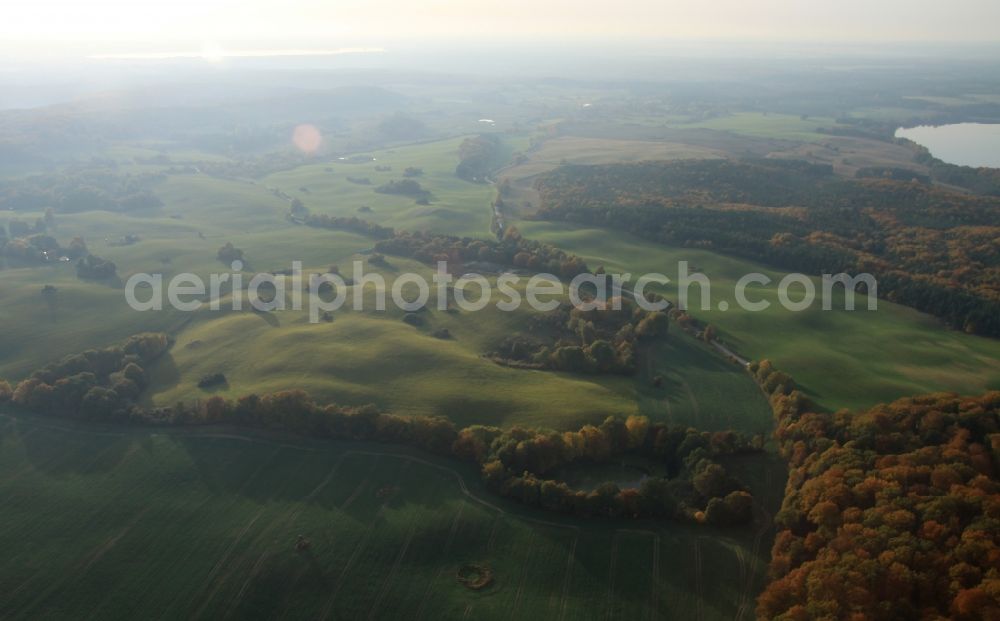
[
  {"xmin": 147, "ymin": 301, "xmax": 773, "ymax": 432},
  {"xmin": 0, "ymin": 137, "xmax": 772, "ymax": 431},
  {"xmin": 262, "ymin": 136, "xmax": 496, "ymax": 236},
  {"xmin": 6, "ymin": 131, "xmax": 999, "ymax": 422}
]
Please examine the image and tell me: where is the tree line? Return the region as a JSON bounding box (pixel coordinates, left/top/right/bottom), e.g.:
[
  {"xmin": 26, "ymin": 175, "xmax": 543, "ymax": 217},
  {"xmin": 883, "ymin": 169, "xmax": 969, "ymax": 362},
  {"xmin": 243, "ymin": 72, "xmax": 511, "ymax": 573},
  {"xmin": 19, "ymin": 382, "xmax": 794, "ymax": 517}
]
[
  {"xmin": 750, "ymin": 360, "xmax": 1000, "ymax": 619},
  {"xmin": 464, "ymin": 415, "xmax": 760, "ymax": 523},
  {"xmin": 0, "ymin": 226, "xmax": 116, "ymax": 282},
  {"xmin": 301, "ymin": 213, "xmax": 394, "ymax": 239},
  {"xmin": 1, "ymin": 230, "xmax": 88, "ymax": 266},
  {"xmin": 534, "ymin": 158, "xmax": 1000, "ymax": 337},
  {"xmin": 373, "ymin": 179, "xmax": 431, "ymax": 201},
  {"xmin": 374, "ymin": 225, "xmax": 590, "ymax": 279},
  {"xmin": 0, "ymin": 333, "xmax": 762, "ymax": 527},
  {"xmin": 296, "ymin": 212, "xmax": 591, "ymax": 280},
  {"xmin": 0, "ymin": 168, "xmax": 163, "ymax": 214},
  {"xmin": 5, "ymin": 333, "xmax": 169, "ymax": 420}
]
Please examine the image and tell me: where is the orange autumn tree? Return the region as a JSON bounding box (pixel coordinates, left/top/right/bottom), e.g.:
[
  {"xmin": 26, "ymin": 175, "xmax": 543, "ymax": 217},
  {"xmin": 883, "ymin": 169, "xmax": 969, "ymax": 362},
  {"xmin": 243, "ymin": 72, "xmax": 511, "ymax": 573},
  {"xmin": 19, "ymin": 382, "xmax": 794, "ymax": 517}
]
[{"xmin": 752, "ymin": 359, "xmax": 1000, "ymax": 620}]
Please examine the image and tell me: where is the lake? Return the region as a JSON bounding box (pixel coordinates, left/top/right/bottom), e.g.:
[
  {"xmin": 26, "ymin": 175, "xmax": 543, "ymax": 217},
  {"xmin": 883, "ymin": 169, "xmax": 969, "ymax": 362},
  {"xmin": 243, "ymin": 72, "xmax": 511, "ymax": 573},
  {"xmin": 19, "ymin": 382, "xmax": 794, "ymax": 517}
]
[{"xmin": 895, "ymin": 123, "xmax": 1000, "ymax": 168}]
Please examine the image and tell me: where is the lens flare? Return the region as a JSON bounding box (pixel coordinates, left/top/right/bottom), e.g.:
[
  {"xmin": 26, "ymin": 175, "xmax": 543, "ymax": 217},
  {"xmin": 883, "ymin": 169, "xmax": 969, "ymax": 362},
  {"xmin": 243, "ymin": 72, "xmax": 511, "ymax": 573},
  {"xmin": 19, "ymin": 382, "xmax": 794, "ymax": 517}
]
[{"xmin": 292, "ymin": 124, "xmax": 322, "ymax": 154}]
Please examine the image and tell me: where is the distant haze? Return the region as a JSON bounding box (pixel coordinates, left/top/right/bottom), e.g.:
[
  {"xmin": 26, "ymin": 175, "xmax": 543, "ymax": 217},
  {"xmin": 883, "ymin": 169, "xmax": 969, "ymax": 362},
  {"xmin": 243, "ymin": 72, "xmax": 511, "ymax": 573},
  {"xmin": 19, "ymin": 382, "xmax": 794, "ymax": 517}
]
[{"xmin": 2, "ymin": 0, "xmax": 1000, "ymax": 59}]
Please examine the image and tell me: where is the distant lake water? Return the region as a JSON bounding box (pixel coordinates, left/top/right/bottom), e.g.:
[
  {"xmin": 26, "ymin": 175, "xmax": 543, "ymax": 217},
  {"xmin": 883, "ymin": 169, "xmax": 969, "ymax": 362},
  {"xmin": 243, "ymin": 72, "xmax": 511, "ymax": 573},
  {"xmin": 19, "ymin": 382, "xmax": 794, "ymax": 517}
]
[{"xmin": 895, "ymin": 123, "xmax": 1000, "ymax": 168}]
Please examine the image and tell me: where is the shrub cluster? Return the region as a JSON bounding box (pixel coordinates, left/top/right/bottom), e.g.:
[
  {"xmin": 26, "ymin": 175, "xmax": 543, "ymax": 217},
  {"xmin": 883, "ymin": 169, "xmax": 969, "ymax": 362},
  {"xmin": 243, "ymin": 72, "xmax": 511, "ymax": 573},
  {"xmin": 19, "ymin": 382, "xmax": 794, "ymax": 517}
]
[
  {"xmin": 0, "ymin": 168, "xmax": 163, "ymax": 214},
  {"xmin": 302, "ymin": 213, "xmax": 394, "ymax": 239},
  {"xmin": 75, "ymin": 253, "xmax": 117, "ymax": 280},
  {"xmin": 8, "ymin": 333, "xmax": 168, "ymax": 420},
  {"xmin": 374, "ymin": 179, "xmax": 430, "ymax": 200},
  {"xmin": 216, "ymin": 242, "xmax": 244, "ymax": 264},
  {"xmin": 489, "ymin": 298, "xmax": 669, "ymax": 375},
  {"xmin": 374, "ymin": 225, "xmax": 589, "ymax": 279},
  {"xmin": 2, "ymin": 232, "xmax": 88, "ymax": 266}
]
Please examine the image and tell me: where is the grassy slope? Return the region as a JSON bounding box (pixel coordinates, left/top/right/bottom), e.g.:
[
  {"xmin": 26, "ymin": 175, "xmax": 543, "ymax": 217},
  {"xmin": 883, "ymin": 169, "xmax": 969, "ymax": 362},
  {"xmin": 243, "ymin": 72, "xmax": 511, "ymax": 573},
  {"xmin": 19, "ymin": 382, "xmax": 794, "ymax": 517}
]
[
  {"xmin": 146, "ymin": 258, "xmax": 771, "ymax": 432},
  {"xmin": 9, "ymin": 130, "xmax": 996, "ymax": 420},
  {"xmin": 496, "ymin": 136, "xmax": 724, "ymax": 181},
  {"xmin": 262, "ymin": 136, "xmax": 495, "ymax": 236},
  {"xmin": 5, "ymin": 96, "xmax": 991, "ymax": 621},
  {"xmin": 0, "ymin": 178, "xmax": 372, "ymax": 380},
  {"xmin": 518, "ymin": 222, "xmax": 1000, "ymax": 412},
  {"xmin": 0, "ymin": 413, "xmax": 780, "ymax": 621},
  {"xmin": 7, "ymin": 121, "xmax": 966, "ymax": 619}
]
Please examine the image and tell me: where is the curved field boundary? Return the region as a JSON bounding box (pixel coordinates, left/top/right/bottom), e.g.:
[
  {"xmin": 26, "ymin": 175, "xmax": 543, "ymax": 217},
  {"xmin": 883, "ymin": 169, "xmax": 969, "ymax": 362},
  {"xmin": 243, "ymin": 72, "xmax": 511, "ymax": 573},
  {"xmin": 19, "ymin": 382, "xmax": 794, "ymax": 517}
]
[{"xmin": 0, "ymin": 414, "xmax": 768, "ymax": 621}]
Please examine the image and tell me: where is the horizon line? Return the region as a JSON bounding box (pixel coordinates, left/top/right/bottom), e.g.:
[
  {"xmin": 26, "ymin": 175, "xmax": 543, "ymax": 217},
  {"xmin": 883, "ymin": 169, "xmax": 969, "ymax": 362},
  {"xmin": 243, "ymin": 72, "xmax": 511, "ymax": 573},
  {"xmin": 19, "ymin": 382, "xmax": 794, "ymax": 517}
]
[{"xmin": 87, "ymin": 47, "xmax": 386, "ymax": 61}]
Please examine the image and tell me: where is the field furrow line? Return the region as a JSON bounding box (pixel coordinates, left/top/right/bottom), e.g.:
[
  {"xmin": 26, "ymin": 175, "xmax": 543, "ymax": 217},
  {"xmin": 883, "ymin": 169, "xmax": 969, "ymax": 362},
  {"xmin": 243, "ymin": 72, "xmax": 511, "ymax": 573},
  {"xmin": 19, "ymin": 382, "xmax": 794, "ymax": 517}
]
[
  {"xmin": 555, "ymin": 533, "xmax": 579, "ymax": 621},
  {"xmin": 204, "ymin": 453, "xmax": 333, "ymax": 619},
  {"xmin": 693, "ymin": 537, "xmax": 704, "ymax": 621},
  {"xmin": 367, "ymin": 503, "xmax": 421, "ymax": 619},
  {"xmin": 413, "ymin": 500, "xmax": 467, "ymax": 621},
  {"xmin": 486, "ymin": 513, "xmax": 503, "ymax": 552},
  {"xmin": 604, "ymin": 532, "xmax": 620, "ymax": 621},
  {"xmin": 222, "ymin": 551, "xmax": 272, "ymax": 621},
  {"xmin": 102, "ymin": 451, "xmax": 277, "ymax": 619},
  {"xmin": 341, "ymin": 460, "xmax": 377, "ymax": 510},
  {"xmin": 151, "ymin": 447, "xmax": 288, "ymax": 621},
  {"xmin": 507, "ymin": 529, "xmax": 538, "ymax": 621},
  {"xmin": 187, "ymin": 508, "xmax": 267, "ymax": 619},
  {"xmin": 736, "ymin": 497, "xmax": 774, "ymax": 621},
  {"xmin": 650, "ymin": 535, "xmax": 661, "ymax": 621},
  {"xmin": 81, "ymin": 506, "xmax": 151, "ymax": 571},
  {"xmin": 317, "ymin": 460, "xmax": 406, "ymax": 621}
]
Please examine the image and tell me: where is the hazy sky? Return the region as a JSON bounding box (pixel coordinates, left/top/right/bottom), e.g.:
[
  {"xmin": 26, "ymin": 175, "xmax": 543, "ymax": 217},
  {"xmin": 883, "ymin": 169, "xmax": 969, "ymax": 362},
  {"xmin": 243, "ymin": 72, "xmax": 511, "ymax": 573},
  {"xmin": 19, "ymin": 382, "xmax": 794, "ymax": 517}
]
[{"xmin": 4, "ymin": 0, "xmax": 1000, "ymax": 53}]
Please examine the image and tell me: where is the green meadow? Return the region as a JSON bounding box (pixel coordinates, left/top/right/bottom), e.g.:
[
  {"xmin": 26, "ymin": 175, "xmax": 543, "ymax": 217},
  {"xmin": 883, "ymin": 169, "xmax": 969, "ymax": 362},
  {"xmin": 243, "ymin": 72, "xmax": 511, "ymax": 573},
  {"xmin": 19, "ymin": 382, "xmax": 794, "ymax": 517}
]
[
  {"xmin": 0, "ymin": 413, "xmax": 782, "ymax": 621},
  {"xmin": 518, "ymin": 221, "xmax": 1000, "ymax": 412},
  {"xmin": 262, "ymin": 136, "xmax": 496, "ymax": 236},
  {"xmin": 5, "ymin": 132, "xmax": 998, "ymax": 424},
  {"xmin": 0, "ymin": 220, "xmax": 771, "ymax": 432},
  {"xmin": 148, "ymin": 300, "xmax": 773, "ymax": 432},
  {"xmin": 3, "ymin": 49, "xmax": 999, "ymax": 621},
  {"xmin": 0, "ymin": 137, "xmax": 771, "ymax": 432}
]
